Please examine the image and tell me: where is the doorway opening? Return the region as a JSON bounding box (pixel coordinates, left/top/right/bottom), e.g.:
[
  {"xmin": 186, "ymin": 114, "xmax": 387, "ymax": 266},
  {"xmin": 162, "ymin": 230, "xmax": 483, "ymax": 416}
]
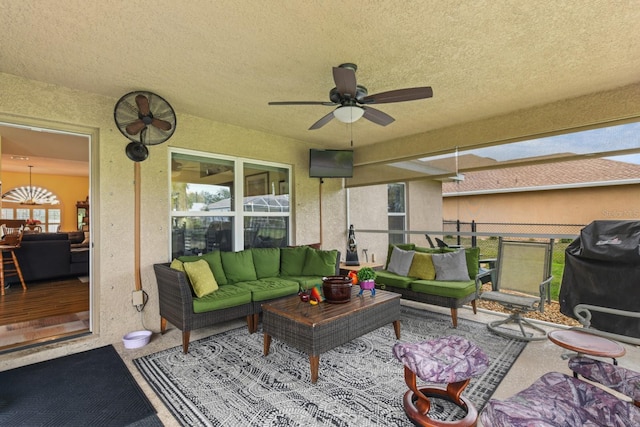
[{"xmin": 0, "ymin": 121, "xmax": 93, "ymax": 352}]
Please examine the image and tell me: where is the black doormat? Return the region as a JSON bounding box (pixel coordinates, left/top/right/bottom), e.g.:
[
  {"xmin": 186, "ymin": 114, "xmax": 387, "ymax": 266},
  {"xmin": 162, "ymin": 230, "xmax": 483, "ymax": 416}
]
[{"xmin": 0, "ymin": 345, "xmax": 162, "ymax": 426}]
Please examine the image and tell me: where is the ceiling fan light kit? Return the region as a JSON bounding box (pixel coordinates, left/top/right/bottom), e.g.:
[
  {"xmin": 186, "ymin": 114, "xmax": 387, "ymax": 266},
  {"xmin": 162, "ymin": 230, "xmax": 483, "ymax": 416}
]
[
  {"xmin": 333, "ymin": 105, "xmax": 364, "ymax": 123},
  {"xmin": 268, "ymin": 63, "xmax": 432, "ymax": 130}
]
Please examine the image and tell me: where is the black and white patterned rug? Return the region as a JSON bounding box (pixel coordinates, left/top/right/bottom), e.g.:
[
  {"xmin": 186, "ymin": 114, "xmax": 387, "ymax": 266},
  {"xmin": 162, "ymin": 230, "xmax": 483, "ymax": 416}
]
[{"xmin": 134, "ymin": 306, "xmax": 526, "ymax": 426}]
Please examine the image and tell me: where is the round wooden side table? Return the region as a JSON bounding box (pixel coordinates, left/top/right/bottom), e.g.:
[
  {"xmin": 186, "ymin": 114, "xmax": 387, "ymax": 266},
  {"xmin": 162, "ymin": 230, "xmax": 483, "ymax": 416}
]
[{"xmin": 548, "ymin": 329, "xmax": 626, "ymax": 366}]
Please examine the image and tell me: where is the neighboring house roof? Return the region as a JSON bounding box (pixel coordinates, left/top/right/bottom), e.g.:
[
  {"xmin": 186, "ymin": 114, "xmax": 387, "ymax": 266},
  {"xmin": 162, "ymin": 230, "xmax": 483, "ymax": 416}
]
[{"xmin": 443, "ymin": 158, "xmax": 640, "ymax": 195}]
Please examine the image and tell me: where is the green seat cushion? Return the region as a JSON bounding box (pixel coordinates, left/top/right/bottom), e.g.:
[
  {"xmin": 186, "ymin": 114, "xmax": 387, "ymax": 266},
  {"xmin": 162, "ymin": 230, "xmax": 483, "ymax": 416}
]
[
  {"xmin": 192, "ymin": 284, "xmax": 252, "ymax": 313},
  {"xmin": 234, "ymin": 278, "xmax": 300, "ymax": 301},
  {"xmin": 410, "ymin": 279, "xmax": 476, "ymax": 299},
  {"xmin": 385, "ymin": 243, "xmax": 416, "ymax": 269},
  {"xmin": 182, "ymin": 259, "xmax": 219, "ymax": 297},
  {"xmin": 302, "ymin": 248, "xmax": 338, "ymax": 276},
  {"xmin": 375, "ymin": 270, "xmax": 415, "ymax": 289},
  {"xmin": 220, "ymin": 250, "xmax": 257, "ymax": 284},
  {"xmin": 408, "ymin": 252, "xmax": 436, "ymax": 280},
  {"xmin": 251, "ymin": 248, "xmax": 281, "ymax": 279},
  {"xmin": 179, "ymin": 251, "xmax": 228, "ymax": 285},
  {"xmin": 280, "ymin": 246, "xmax": 309, "ymax": 276}
]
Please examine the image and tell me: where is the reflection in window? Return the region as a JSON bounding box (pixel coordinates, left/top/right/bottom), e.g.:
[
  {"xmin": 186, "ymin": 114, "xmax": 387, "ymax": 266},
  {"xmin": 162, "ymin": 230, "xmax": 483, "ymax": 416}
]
[
  {"xmin": 244, "ymin": 216, "xmax": 288, "ymax": 249},
  {"xmin": 171, "ymin": 216, "xmax": 234, "ymax": 258},
  {"xmin": 388, "ymin": 183, "xmax": 406, "ymax": 245}
]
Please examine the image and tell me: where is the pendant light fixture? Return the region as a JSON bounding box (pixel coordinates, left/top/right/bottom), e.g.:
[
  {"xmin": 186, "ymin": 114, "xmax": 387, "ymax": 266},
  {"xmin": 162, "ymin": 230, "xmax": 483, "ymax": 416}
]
[{"xmin": 1, "ymin": 165, "xmax": 59, "ymax": 205}]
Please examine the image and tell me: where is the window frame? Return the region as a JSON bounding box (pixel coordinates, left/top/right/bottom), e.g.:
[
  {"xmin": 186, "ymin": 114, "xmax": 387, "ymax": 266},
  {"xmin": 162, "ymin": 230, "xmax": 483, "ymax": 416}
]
[{"xmin": 169, "ymin": 148, "xmax": 292, "ymax": 255}]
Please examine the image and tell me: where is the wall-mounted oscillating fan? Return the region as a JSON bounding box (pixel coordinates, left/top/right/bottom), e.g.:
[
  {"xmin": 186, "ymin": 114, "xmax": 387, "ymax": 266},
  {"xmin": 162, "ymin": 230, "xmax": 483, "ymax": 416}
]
[{"xmin": 114, "ymin": 91, "xmax": 177, "ymax": 161}]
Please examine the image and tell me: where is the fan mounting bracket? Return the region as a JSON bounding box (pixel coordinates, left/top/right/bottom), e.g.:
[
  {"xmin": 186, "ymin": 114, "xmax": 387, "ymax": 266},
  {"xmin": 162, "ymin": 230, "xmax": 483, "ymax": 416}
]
[{"xmin": 338, "ymin": 63, "xmax": 358, "ymax": 72}]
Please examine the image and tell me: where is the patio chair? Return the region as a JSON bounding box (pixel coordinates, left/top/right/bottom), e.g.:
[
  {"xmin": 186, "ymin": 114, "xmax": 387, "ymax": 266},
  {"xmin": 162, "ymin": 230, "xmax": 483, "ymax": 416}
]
[
  {"xmin": 424, "ymin": 234, "xmax": 436, "ymax": 248},
  {"xmin": 571, "ymin": 304, "xmax": 640, "ymax": 346},
  {"xmin": 476, "ymin": 238, "xmax": 554, "ymax": 341}
]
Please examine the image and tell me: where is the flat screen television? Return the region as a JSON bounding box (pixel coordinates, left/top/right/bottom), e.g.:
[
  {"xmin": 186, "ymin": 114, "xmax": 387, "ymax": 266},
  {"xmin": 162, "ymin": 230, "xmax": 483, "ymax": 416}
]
[{"xmin": 309, "ymin": 149, "xmax": 354, "ymax": 178}]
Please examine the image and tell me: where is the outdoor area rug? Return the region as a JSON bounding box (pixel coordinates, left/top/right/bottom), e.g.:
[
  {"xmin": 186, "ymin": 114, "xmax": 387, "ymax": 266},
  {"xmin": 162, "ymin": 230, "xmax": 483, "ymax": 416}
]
[
  {"xmin": 0, "ymin": 345, "xmax": 162, "ymax": 426},
  {"xmin": 135, "ymin": 306, "xmax": 527, "ymax": 426}
]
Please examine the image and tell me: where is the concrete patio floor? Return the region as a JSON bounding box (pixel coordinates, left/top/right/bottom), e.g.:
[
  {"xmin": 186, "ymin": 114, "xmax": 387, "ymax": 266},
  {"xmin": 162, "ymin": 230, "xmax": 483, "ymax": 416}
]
[{"xmin": 116, "ymin": 301, "xmax": 640, "ymax": 426}]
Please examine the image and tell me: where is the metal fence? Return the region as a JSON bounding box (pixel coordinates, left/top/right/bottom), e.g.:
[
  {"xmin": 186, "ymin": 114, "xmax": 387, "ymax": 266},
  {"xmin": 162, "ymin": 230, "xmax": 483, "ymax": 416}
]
[{"xmin": 441, "ymin": 220, "xmax": 585, "ymax": 263}]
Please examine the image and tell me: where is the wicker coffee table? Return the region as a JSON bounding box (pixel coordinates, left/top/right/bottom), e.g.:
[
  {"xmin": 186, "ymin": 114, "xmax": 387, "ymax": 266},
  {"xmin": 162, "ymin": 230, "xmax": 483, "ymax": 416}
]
[{"xmin": 262, "ymin": 287, "xmax": 401, "ymax": 383}]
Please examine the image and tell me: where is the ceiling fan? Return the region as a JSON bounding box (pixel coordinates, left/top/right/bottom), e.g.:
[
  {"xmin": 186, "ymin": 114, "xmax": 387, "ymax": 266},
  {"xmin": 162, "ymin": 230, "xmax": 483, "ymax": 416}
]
[{"xmin": 268, "ymin": 63, "xmax": 433, "ymax": 130}]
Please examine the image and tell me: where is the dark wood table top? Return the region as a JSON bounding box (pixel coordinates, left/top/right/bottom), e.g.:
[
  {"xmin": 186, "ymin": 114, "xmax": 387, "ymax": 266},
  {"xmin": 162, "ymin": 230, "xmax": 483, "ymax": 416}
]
[
  {"xmin": 262, "ymin": 287, "xmax": 400, "ymax": 327},
  {"xmin": 548, "ymin": 329, "xmax": 626, "ymax": 358}
]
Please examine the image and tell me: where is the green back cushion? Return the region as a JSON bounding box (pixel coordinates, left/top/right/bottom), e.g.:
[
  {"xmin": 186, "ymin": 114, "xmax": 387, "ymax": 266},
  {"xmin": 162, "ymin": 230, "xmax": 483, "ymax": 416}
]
[
  {"xmin": 385, "ymin": 243, "xmax": 416, "ymax": 269},
  {"xmin": 179, "ymin": 252, "xmax": 228, "ymax": 285},
  {"xmin": 464, "ymin": 247, "xmax": 480, "ymax": 278},
  {"xmin": 280, "ymin": 246, "xmax": 309, "ymax": 276},
  {"xmin": 182, "ymin": 259, "xmax": 219, "ymax": 297},
  {"xmin": 407, "ymin": 252, "xmax": 436, "ymax": 280},
  {"xmin": 251, "ymin": 248, "xmax": 281, "ymax": 278},
  {"xmin": 220, "ymin": 250, "xmax": 257, "ymax": 283},
  {"xmin": 302, "ymin": 248, "xmax": 338, "ymax": 276}
]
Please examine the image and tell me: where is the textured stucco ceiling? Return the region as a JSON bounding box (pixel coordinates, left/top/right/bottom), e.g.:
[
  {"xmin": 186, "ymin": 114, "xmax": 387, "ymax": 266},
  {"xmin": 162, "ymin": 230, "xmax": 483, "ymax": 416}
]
[{"xmin": 1, "ymin": 0, "xmax": 640, "ymax": 152}]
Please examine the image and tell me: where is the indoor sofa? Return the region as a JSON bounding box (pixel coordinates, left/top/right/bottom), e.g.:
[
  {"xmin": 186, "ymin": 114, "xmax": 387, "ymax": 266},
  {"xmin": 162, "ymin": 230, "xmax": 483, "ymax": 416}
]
[
  {"xmin": 374, "ymin": 244, "xmax": 480, "ymax": 327},
  {"xmin": 5, "ymin": 232, "xmax": 89, "ymax": 285},
  {"xmin": 153, "ymin": 245, "xmax": 340, "ymax": 353}
]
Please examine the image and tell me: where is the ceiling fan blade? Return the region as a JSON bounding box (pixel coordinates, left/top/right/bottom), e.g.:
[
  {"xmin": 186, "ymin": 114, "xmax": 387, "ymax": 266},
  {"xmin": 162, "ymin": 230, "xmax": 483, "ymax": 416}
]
[
  {"xmin": 333, "ymin": 66, "xmax": 357, "ymax": 98},
  {"xmin": 362, "ymin": 107, "xmax": 395, "ymax": 126},
  {"xmin": 362, "ymin": 86, "xmax": 433, "ymax": 104},
  {"xmin": 151, "ymin": 118, "xmax": 172, "ymax": 131},
  {"xmin": 125, "ymin": 120, "xmax": 146, "ymax": 135},
  {"xmin": 268, "ymin": 101, "xmax": 336, "ymax": 106},
  {"xmin": 135, "ymin": 94, "xmax": 151, "ymax": 115},
  {"xmin": 309, "ymin": 111, "xmax": 336, "ymax": 130}
]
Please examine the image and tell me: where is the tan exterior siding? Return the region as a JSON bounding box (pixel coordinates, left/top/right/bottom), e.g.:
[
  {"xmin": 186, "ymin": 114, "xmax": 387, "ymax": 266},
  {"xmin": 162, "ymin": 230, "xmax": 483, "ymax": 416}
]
[{"xmin": 444, "ymin": 184, "xmax": 640, "ymax": 226}]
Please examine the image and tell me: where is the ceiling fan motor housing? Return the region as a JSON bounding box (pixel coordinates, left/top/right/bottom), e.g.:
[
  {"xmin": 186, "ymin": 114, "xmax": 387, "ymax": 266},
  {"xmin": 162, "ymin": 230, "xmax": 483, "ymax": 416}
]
[{"xmin": 329, "ymin": 85, "xmax": 368, "ymax": 105}]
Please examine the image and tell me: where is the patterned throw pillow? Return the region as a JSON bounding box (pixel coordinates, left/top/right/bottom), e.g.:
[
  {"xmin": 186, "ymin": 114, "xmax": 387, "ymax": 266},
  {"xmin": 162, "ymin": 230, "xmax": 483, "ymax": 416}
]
[{"xmin": 183, "ymin": 259, "xmax": 219, "ymax": 297}]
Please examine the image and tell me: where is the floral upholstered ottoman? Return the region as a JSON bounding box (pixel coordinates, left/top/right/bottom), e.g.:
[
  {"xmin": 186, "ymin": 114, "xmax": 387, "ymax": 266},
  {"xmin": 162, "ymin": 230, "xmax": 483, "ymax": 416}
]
[
  {"xmin": 481, "ymin": 371, "xmax": 640, "ymax": 426},
  {"xmin": 393, "ymin": 335, "xmax": 489, "ymax": 426}
]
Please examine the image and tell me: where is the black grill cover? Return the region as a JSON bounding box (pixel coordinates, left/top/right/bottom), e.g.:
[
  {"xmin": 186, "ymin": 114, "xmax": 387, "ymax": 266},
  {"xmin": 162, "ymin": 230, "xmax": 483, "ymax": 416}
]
[{"xmin": 559, "ymin": 220, "xmax": 640, "ymax": 338}]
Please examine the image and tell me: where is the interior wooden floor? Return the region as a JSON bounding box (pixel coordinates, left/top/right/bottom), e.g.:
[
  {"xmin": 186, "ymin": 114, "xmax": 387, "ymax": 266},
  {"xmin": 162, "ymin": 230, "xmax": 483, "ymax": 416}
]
[{"xmin": 0, "ymin": 277, "xmax": 90, "ymax": 352}]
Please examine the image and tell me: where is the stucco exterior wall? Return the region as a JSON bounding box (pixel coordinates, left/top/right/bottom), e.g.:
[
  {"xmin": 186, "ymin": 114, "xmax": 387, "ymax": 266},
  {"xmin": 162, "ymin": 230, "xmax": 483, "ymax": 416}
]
[
  {"xmin": 407, "ymin": 179, "xmax": 443, "ymax": 246},
  {"xmin": 1, "ymin": 70, "xmax": 639, "ymax": 368},
  {"xmin": 346, "ymin": 179, "xmax": 443, "ymax": 264},
  {"xmin": 443, "ymin": 184, "xmax": 640, "ymax": 228},
  {"xmin": 0, "ymin": 72, "xmax": 349, "ymax": 368}
]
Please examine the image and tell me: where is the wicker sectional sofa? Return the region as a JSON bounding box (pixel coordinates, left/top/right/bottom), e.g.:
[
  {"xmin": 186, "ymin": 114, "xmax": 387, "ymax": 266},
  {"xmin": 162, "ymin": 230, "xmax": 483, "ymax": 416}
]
[
  {"xmin": 375, "ymin": 244, "xmax": 480, "ymax": 327},
  {"xmin": 153, "ymin": 245, "xmax": 340, "ymax": 353}
]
